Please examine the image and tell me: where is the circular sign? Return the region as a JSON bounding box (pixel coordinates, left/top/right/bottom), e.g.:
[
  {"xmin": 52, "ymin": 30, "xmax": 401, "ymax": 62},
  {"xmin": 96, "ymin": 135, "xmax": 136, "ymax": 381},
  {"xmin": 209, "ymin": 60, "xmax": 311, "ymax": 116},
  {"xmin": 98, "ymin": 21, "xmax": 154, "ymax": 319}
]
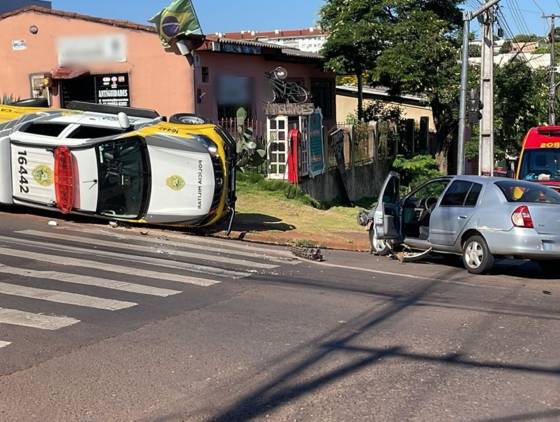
[
  {"xmin": 166, "ymin": 175, "xmax": 186, "ymax": 192},
  {"xmin": 32, "ymin": 165, "xmax": 53, "ymax": 187}
]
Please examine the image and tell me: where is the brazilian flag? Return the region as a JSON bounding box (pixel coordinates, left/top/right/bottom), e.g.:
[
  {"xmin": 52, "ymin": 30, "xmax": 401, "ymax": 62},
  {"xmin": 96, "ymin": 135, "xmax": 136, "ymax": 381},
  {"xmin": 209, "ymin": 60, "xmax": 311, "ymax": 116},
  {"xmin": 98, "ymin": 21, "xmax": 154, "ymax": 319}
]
[{"xmin": 150, "ymin": 0, "xmax": 203, "ymax": 48}]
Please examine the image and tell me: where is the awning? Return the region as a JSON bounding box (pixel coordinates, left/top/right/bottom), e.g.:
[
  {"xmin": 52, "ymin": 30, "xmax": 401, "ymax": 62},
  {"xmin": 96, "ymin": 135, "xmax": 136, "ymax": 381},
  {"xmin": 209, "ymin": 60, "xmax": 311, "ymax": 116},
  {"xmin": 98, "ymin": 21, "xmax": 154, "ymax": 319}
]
[{"xmin": 50, "ymin": 67, "xmax": 89, "ymax": 80}]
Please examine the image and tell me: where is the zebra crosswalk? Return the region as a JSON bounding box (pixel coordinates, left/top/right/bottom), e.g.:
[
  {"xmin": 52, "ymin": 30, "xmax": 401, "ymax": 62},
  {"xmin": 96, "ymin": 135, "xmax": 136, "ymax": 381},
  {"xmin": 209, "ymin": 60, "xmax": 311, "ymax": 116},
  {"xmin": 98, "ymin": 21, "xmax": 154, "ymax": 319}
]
[{"xmin": 0, "ymin": 226, "xmax": 296, "ymax": 352}]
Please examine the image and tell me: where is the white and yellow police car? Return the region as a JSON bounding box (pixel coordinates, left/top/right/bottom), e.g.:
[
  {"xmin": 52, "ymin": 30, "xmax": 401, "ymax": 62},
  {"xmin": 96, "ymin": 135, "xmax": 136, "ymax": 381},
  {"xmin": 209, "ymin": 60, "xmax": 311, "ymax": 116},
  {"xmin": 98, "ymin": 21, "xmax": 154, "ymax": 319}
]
[{"xmin": 0, "ymin": 102, "xmax": 236, "ymax": 227}]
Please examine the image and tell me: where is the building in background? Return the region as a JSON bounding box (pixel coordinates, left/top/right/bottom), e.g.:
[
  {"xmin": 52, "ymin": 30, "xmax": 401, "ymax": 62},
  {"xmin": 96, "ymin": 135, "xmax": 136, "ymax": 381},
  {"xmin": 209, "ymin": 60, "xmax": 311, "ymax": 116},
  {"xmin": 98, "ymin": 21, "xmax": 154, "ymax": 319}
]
[
  {"xmin": 0, "ymin": 0, "xmax": 50, "ymax": 14},
  {"xmin": 336, "ymin": 85, "xmax": 434, "ymax": 129},
  {"xmin": 222, "ymin": 28, "xmax": 327, "ymax": 53}
]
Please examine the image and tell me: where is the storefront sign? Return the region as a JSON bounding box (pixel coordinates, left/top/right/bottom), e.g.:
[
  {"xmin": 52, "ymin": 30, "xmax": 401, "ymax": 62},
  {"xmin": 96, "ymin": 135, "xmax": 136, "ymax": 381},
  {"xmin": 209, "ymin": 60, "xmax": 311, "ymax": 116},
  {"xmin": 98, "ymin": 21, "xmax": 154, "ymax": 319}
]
[
  {"xmin": 265, "ymin": 102, "xmax": 315, "ymax": 116},
  {"xmin": 58, "ymin": 34, "xmax": 127, "ymax": 66},
  {"xmin": 95, "ymin": 74, "xmax": 130, "ymax": 106},
  {"xmin": 211, "ymin": 42, "xmax": 261, "ymax": 55},
  {"xmin": 308, "ymin": 109, "xmax": 325, "ymax": 177}
]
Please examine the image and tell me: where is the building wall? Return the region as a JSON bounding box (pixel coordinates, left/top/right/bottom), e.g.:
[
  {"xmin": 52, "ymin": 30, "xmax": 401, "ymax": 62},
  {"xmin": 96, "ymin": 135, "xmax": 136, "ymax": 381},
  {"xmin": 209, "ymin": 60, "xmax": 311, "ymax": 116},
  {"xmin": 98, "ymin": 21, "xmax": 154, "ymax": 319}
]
[
  {"xmin": 0, "ymin": 11, "xmax": 195, "ymax": 116},
  {"xmin": 336, "ymin": 94, "xmax": 435, "ymax": 131},
  {"xmin": 195, "ymin": 51, "xmax": 336, "ymax": 128}
]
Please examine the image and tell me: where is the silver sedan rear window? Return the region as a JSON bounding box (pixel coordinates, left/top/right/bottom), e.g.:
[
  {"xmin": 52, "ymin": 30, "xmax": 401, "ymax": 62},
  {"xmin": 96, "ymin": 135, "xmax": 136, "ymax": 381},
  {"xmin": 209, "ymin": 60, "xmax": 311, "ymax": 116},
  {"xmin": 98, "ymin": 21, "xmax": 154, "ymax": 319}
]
[{"xmin": 496, "ymin": 181, "xmax": 560, "ymax": 204}]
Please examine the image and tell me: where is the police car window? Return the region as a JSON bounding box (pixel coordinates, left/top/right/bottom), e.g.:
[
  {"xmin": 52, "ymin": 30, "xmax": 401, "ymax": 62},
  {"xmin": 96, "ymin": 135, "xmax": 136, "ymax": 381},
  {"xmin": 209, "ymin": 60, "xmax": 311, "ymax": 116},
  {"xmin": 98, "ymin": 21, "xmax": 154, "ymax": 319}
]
[
  {"xmin": 22, "ymin": 123, "xmax": 68, "ymax": 137},
  {"xmin": 68, "ymin": 126, "xmax": 124, "ymax": 139},
  {"xmin": 96, "ymin": 138, "xmax": 147, "ymax": 219}
]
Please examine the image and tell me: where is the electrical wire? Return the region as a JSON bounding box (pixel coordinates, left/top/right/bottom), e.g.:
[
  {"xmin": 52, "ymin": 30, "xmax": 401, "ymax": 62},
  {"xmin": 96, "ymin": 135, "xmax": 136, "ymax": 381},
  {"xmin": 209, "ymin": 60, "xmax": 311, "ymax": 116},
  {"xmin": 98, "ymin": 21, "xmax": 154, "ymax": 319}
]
[{"xmin": 531, "ymin": 0, "xmax": 545, "ymax": 15}]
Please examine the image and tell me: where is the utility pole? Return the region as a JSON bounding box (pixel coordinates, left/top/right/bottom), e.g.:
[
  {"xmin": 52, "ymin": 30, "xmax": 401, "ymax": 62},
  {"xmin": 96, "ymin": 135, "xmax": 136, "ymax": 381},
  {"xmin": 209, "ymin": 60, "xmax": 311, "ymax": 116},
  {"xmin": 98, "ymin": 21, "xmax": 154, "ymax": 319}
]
[
  {"xmin": 457, "ymin": 0, "xmax": 500, "ymax": 176},
  {"xmin": 457, "ymin": 15, "xmax": 470, "ymax": 176},
  {"xmin": 544, "ymin": 14, "xmax": 558, "ymax": 126},
  {"xmin": 478, "ymin": 1, "xmax": 495, "ymax": 176}
]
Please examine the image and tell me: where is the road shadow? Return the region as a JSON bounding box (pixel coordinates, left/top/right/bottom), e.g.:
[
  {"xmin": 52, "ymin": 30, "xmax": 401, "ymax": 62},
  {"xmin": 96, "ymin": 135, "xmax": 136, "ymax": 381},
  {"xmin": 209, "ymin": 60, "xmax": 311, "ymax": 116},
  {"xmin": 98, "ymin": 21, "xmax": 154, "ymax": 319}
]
[
  {"xmin": 139, "ymin": 262, "xmax": 560, "ymax": 421},
  {"xmin": 231, "ymin": 212, "xmax": 296, "ymax": 233},
  {"xmin": 190, "ymin": 268, "xmax": 556, "ymax": 421},
  {"xmin": 479, "ymin": 409, "xmax": 560, "ymax": 422},
  {"xmin": 0, "ymin": 206, "xmax": 296, "ymax": 236},
  {"xmin": 397, "ymin": 253, "xmax": 560, "ymax": 281}
]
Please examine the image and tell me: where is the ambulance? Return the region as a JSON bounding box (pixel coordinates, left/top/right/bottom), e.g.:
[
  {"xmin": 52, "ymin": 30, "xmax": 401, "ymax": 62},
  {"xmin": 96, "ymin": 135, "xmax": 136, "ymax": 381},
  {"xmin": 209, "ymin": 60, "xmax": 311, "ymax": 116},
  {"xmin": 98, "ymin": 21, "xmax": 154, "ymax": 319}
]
[{"xmin": 516, "ymin": 126, "xmax": 560, "ymax": 192}]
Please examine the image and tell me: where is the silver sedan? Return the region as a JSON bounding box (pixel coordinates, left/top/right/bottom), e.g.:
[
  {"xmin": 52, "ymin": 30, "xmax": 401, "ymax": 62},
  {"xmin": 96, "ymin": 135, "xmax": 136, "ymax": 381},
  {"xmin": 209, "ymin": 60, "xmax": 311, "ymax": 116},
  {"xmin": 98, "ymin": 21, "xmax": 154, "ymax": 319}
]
[{"xmin": 365, "ymin": 173, "xmax": 560, "ymax": 274}]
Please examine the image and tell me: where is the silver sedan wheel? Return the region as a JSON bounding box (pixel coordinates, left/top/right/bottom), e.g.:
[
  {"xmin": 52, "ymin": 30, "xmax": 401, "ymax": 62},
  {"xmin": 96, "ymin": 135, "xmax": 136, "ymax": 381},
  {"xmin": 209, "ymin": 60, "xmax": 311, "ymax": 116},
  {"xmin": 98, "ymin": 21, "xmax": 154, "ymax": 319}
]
[{"xmin": 464, "ymin": 241, "xmax": 484, "ymax": 269}]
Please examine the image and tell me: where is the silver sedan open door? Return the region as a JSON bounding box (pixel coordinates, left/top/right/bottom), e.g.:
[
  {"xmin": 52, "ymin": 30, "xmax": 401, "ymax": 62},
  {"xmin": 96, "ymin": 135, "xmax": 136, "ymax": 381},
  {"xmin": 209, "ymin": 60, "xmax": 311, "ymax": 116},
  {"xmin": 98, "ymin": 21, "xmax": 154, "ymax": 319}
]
[{"xmin": 374, "ymin": 172, "xmax": 401, "ymax": 240}]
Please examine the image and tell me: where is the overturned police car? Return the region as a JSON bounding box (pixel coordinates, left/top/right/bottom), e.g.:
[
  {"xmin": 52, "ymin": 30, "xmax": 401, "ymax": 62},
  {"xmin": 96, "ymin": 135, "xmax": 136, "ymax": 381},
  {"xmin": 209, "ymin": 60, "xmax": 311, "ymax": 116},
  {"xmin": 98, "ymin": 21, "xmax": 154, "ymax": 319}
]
[{"xmin": 0, "ymin": 102, "xmax": 236, "ymax": 228}]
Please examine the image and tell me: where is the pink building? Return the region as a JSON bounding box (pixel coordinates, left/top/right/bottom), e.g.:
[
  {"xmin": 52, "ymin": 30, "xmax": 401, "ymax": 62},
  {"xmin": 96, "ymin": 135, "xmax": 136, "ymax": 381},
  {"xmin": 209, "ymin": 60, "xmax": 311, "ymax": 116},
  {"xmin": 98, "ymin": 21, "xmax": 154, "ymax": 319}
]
[
  {"xmin": 0, "ymin": 6, "xmax": 195, "ymax": 116},
  {"xmin": 0, "ymin": 6, "xmax": 335, "ymax": 125},
  {"xmin": 0, "ymin": 6, "xmax": 336, "ymax": 180}
]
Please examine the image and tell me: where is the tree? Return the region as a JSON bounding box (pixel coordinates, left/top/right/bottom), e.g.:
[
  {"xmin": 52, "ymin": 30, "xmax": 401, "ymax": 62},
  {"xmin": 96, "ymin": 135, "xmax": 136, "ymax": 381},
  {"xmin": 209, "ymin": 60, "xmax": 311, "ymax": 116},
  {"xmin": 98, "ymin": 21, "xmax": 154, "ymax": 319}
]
[
  {"xmin": 469, "ymin": 44, "xmax": 481, "ymax": 57},
  {"xmin": 513, "ymin": 34, "xmax": 539, "ymax": 43},
  {"xmin": 371, "ymin": 1, "xmax": 463, "ymax": 172},
  {"xmin": 319, "ymin": 0, "xmax": 387, "ymax": 120},
  {"xmin": 465, "ymin": 59, "xmax": 548, "ymax": 163},
  {"xmin": 494, "ymin": 59, "xmax": 548, "ymax": 157},
  {"xmin": 499, "ymin": 40, "xmax": 512, "ymax": 54}
]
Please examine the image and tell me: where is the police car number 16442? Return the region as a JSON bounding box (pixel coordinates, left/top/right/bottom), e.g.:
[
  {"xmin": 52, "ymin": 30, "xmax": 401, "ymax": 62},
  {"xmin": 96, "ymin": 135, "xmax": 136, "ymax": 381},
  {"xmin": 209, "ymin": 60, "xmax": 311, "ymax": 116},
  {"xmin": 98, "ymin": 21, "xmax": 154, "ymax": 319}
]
[{"xmin": 17, "ymin": 150, "xmax": 29, "ymax": 194}]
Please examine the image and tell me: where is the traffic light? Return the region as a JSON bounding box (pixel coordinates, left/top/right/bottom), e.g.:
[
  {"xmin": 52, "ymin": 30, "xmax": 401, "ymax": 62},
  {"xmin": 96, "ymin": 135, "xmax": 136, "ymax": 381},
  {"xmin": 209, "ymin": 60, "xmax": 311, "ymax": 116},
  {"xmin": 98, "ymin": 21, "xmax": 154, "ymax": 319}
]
[{"xmin": 468, "ymin": 87, "xmax": 483, "ymax": 124}]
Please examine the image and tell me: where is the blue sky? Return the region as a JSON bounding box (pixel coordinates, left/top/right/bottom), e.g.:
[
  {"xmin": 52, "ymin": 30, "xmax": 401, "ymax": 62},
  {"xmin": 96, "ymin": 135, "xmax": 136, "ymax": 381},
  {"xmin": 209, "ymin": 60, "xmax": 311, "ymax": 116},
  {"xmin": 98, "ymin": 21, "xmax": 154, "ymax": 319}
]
[
  {"xmin": 51, "ymin": 0, "xmax": 325, "ymax": 33},
  {"xmin": 49, "ymin": 1, "xmax": 560, "ymax": 36}
]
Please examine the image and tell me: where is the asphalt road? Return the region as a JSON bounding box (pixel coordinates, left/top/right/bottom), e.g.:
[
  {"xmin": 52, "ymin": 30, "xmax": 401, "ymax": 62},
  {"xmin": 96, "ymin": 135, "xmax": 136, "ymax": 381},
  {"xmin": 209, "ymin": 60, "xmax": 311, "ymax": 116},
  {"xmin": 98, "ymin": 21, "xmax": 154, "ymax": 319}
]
[{"xmin": 0, "ymin": 206, "xmax": 559, "ymax": 422}]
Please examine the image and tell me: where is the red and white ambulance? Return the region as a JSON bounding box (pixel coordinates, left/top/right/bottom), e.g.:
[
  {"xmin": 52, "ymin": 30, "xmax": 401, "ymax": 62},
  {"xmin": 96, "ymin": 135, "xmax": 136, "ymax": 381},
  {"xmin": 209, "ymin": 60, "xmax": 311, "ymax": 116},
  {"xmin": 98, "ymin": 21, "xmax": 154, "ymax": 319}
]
[{"xmin": 516, "ymin": 126, "xmax": 560, "ymax": 192}]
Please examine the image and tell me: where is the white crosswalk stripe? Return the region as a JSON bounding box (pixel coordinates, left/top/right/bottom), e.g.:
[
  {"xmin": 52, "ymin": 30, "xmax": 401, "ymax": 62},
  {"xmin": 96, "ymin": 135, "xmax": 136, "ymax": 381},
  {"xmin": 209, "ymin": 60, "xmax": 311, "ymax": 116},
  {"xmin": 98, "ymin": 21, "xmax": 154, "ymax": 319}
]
[
  {"xmin": 65, "ymin": 226, "xmax": 295, "ymax": 258},
  {"xmin": 0, "ymin": 307, "xmax": 79, "ymax": 330},
  {"xmin": 0, "ymin": 236, "xmax": 250, "ymax": 279},
  {"xmin": 17, "ymin": 230, "xmax": 279, "ymax": 270},
  {"xmin": 0, "ymin": 246, "xmax": 223, "ymax": 286},
  {"xmin": 0, "ymin": 281, "xmax": 137, "ymax": 310},
  {"xmin": 0, "ymin": 341, "xmax": 11, "ymax": 349},
  {"xmin": 41, "ymin": 228, "xmax": 297, "ymax": 264},
  {"xmin": 0, "ymin": 226, "xmax": 289, "ymax": 338},
  {"xmin": 0, "ymin": 264, "xmax": 181, "ymax": 297}
]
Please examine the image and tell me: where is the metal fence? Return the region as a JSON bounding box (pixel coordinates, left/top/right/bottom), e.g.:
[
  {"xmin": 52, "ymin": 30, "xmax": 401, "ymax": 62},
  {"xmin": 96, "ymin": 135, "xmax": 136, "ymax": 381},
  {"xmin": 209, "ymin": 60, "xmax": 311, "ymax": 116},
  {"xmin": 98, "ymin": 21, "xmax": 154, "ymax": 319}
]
[
  {"xmin": 217, "ymin": 116, "xmax": 433, "ymax": 177},
  {"xmin": 327, "ymin": 118, "xmax": 433, "ymax": 170}
]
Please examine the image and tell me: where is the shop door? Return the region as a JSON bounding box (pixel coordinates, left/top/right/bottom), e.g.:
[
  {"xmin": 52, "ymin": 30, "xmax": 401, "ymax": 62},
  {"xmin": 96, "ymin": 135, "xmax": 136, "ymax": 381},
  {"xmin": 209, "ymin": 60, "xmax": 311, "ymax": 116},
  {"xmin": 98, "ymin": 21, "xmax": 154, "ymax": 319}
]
[
  {"xmin": 267, "ymin": 116, "xmax": 289, "ymax": 179},
  {"xmin": 60, "ymin": 75, "xmax": 96, "ymax": 107},
  {"xmin": 298, "ymin": 115, "xmax": 310, "ymax": 177}
]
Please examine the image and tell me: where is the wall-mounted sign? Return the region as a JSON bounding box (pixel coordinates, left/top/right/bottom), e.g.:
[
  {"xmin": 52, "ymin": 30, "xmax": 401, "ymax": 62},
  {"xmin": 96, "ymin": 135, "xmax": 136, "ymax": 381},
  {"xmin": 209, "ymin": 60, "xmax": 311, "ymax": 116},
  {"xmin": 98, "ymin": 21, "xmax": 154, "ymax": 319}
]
[
  {"xmin": 211, "ymin": 42, "xmax": 261, "ymax": 55},
  {"xmin": 308, "ymin": 109, "xmax": 325, "ymax": 177},
  {"xmin": 95, "ymin": 73, "xmax": 130, "ymax": 106},
  {"xmin": 265, "ymin": 102, "xmax": 315, "ymax": 116},
  {"xmin": 57, "ymin": 34, "xmax": 127, "ymax": 66},
  {"xmin": 12, "ymin": 40, "xmax": 27, "ymax": 51}
]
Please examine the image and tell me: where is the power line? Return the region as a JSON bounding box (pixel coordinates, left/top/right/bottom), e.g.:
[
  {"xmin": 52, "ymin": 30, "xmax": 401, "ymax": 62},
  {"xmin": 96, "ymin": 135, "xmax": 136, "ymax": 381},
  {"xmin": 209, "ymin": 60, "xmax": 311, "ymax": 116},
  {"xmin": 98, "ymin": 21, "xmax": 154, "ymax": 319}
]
[{"xmin": 531, "ymin": 0, "xmax": 545, "ymax": 15}]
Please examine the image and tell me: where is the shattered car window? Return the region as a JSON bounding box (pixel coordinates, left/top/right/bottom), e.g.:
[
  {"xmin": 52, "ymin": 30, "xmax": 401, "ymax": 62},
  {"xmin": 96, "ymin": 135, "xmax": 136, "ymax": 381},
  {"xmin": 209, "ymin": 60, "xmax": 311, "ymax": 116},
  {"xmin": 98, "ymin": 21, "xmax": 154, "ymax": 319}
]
[{"xmin": 96, "ymin": 138, "xmax": 148, "ymax": 218}]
